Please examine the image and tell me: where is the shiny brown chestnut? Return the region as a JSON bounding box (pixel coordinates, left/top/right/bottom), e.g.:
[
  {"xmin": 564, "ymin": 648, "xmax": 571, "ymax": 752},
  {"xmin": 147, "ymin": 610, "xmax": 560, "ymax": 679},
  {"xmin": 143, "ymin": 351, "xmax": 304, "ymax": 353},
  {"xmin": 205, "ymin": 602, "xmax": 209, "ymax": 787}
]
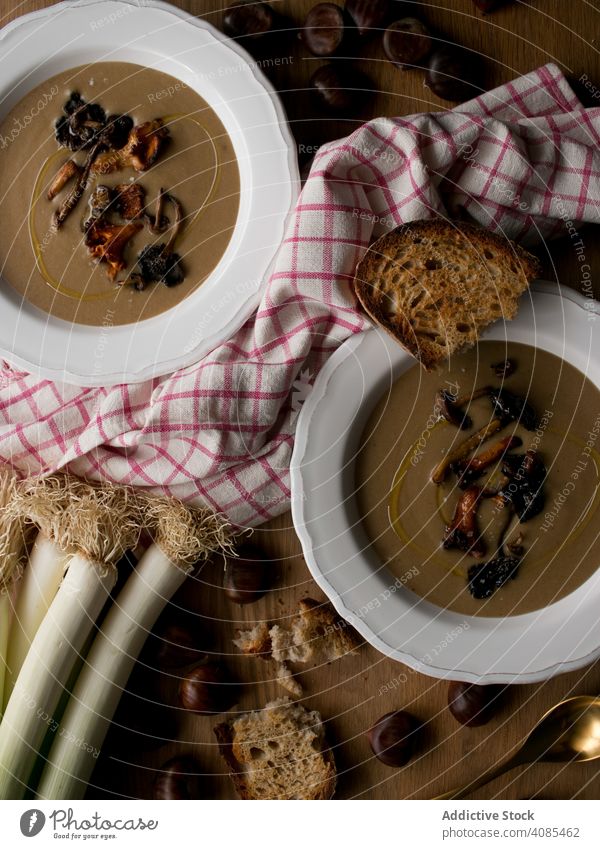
[
  {"xmin": 426, "ymin": 46, "xmax": 481, "ymax": 103},
  {"xmin": 367, "ymin": 710, "xmax": 422, "ymax": 767},
  {"xmin": 153, "ymin": 755, "xmax": 203, "ymax": 799},
  {"xmin": 150, "ymin": 617, "xmax": 205, "ymax": 669},
  {"xmin": 299, "ymin": 3, "xmax": 346, "ymax": 56},
  {"xmin": 383, "ymin": 18, "xmax": 433, "ymax": 69},
  {"xmin": 223, "ymin": 1, "xmax": 275, "ymax": 39},
  {"xmin": 108, "ymin": 696, "xmax": 177, "ymax": 753},
  {"xmin": 345, "ymin": 0, "xmax": 391, "ymax": 36},
  {"xmin": 310, "ymin": 63, "xmax": 370, "ymax": 114},
  {"xmin": 473, "ymin": 0, "xmax": 508, "ymax": 11},
  {"xmin": 223, "ymin": 546, "xmax": 272, "ymax": 604},
  {"xmin": 448, "ymin": 681, "xmax": 503, "ymax": 727},
  {"xmin": 179, "ymin": 662, "xmax": 240, "ymax": 715}
]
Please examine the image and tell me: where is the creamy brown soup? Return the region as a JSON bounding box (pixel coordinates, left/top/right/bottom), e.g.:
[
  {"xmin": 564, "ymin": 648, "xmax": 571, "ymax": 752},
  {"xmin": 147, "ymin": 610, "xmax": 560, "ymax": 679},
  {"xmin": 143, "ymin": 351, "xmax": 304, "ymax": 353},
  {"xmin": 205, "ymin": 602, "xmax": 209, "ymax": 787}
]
[
  {"xmin": 356, "ymin": 342, "xmax": 600, "ymax": 617},
  {"xmin": 0, "ymin": 63, "xmax": 240, "ymax": 326}
]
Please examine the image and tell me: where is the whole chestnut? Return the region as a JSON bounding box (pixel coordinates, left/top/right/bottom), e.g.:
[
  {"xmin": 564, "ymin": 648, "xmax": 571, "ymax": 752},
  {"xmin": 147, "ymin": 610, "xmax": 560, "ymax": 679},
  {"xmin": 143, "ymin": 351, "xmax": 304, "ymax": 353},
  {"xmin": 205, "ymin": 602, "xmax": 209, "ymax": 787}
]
[
  {"xmin": 426, "ymin": 46, "xmax": 481, "ymax": 103},
  {"xmin": 448, "ymin": 681, "xmax": 503, "ymax": 727},
  {"xmin": 179, "ymin": 662, "xmax": 240, "ymax": 715},
  {"xmin": 345, "ymin": 0, "xmax": 391, "ymax": 36},
  {"xmin": 473, "ymin": 0, "xmax": 508, "ymax": 11},
  {"xmin": 223, "ymin": 546, "xmax": 272, "ymax": 604},
  {"xmin": 223, "ymin": 1, "xmax": 275, "ymax": 39},
  {"xmin": 310, "ymin": 63, "xmax": 370, "ymax": 114},
  {"xmin": 108, "ymin": 696, "xmax": 177, "ymax": 753},
  {"xmin": 299, "ymin": 3, "xmax": 346, "ymax": 57},
  {"xmin": 367, "ymin": 710, "xmax": 422, "ymax": 767},
  {"xmin": 150, "ymin": 615, "xmax": 205, "ymax": 669},
  {"xmin": 153, "ymin": 755, "xmax": 203, "ymax": 800},
  {"xmin": 383, "ymin": 18, "xmax": 433, "ymax": 69}
]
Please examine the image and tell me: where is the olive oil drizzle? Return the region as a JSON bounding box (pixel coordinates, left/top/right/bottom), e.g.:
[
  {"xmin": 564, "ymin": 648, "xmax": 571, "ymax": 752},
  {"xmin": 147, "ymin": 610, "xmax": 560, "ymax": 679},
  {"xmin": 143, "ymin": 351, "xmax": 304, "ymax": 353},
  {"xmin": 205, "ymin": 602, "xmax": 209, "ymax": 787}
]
[{"xmin": 29, "ymin": 113, "xmax": 221, "ymax": 301}]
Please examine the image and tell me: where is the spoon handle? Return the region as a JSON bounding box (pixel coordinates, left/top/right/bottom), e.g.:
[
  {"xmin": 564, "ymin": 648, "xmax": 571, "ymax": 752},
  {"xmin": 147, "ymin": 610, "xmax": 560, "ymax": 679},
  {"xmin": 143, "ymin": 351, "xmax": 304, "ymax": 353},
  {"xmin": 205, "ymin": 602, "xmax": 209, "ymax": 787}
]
[{"xmin": 434, "ymin": 754, "xmax": 526, "ymax": 800}]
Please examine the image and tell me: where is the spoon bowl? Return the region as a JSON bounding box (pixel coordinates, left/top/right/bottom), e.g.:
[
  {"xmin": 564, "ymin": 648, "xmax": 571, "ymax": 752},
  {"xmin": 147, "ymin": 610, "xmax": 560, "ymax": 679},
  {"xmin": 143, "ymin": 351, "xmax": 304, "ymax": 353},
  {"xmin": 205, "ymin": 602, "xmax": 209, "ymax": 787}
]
[{"xmin": 436, "ymin": 695, "xmax": 600, "ymax": 799}]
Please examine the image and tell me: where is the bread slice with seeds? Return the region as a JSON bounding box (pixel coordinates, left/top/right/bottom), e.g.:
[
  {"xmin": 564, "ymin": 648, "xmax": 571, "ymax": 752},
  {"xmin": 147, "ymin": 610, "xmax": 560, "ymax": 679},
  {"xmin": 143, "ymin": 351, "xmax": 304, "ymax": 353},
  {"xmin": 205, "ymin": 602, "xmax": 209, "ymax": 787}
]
[
  {"xmin": 214, "ymin": 697, "xmax": 337, "ymax": 800},
  {"xmin": 354, "ymin": 220, "xmax": 541, "ymax": 369}
]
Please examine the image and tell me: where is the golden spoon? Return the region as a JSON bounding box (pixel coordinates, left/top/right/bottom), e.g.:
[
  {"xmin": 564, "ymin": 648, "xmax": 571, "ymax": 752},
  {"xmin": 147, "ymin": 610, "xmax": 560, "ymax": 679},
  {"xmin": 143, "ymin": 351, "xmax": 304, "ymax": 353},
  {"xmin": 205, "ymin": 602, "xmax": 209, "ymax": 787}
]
[{"xmin": 436, "ymin": 695, "xmax": 600, "ymax": 800}]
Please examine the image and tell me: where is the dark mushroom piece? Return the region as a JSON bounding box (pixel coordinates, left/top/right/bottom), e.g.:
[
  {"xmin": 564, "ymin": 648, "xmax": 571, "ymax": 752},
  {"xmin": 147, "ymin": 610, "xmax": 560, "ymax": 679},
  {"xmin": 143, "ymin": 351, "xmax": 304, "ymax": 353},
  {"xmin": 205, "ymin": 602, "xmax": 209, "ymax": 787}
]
[
  {"xmin": 499, "ymin": 450, "xmax": 547, "ymax": 522},
  {"xmin": 83, "ymin": 185, "xmax": 113, "ymax": 231},
  {"xmin": 467, "ymin": 555, "xmax": 521, "ymax": 599},
  {"xmin": 435, "ymin": 384, "xmax": 495, "ymax": 429},
  {"xmin": 128, "ymin": 193, "xmax": 184, "ymax": 290},
  {"xmin": 488, "ymin": 387, "xmax": 538, "ymax": 431},
  {"xmin": 47, "ymin": 160, "xmax": 82, "ymax": 201},
  {"xmin": 443, "ymin": 486, "xmax": 486, "ymax": 558},
  {"xmin": 435, "ymin": 389, "xmax": 472, "ymax": 430},
  {"xmin": 91, "ymin": 119, "xmax": 169, "ymax": 175},
  {"xmin": 491, "ymin": 358, "xmax": 516, "ymax": 379},
  {"xmin": 431, "ymin": 418, "xmax": 503, "ymax": 484},
  {"xmin": 54, "ymin": 92, "xmax": 107, "ymax": 151},
  {"xmin": 451, "ymin": 435, "xmax": 522, "ymax": 488},
  {"xmin": 143, "ymin": 187, "xmax": 169, "ymax": 234}
]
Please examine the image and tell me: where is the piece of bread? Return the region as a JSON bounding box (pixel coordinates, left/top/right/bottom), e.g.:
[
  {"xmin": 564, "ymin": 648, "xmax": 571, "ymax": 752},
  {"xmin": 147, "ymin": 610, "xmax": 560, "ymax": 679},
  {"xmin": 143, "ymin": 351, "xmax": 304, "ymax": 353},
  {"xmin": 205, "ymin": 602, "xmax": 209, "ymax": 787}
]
[
  {"xmin": 353, "ymin": 219, "xmax": 541, "ymax": 369},
  {"xmin": 233, "ymin": 598, "xmax": 360, "ymax": 696},
  {"xmin": 214, "ymin": 697, "xmax": 337, "ymax": 800}
]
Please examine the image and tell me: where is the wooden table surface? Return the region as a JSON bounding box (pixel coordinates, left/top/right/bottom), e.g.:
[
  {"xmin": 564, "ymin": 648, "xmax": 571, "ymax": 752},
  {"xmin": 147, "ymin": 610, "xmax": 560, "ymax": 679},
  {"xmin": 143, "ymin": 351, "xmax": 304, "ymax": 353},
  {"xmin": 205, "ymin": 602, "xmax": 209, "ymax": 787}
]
[{"xmin": 3, "ymin": 0, "xmax": 600, "ymax": 800}]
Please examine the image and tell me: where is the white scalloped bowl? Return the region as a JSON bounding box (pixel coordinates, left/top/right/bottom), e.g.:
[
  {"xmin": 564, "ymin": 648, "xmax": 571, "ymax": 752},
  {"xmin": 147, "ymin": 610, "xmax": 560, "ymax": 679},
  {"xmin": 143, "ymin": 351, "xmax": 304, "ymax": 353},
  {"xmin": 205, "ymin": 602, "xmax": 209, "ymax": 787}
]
[
  {"xmin": 0, "ymin": 0, "xmax": 298, "ymax": 385},
  {"xmin": 291, "ymin": 284, "xmax": 600, "ymax": 684}
]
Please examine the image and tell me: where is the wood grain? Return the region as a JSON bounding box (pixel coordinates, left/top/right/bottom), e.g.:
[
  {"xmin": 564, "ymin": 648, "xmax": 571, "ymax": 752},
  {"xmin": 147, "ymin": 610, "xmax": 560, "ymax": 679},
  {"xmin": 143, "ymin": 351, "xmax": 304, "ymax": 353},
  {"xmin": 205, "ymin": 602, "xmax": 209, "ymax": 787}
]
[{"xmin": 2, "ymin": 0, "xmax": 600, "ymax": 799}]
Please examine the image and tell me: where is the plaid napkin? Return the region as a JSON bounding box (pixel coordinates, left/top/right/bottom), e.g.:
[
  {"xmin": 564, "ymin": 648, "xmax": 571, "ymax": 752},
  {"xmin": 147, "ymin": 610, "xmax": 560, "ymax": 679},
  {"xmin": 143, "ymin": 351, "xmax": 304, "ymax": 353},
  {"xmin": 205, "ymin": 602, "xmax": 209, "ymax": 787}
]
[{"xmin": 1, "ymin": 63, "xmax": 599, "ymax": 528}]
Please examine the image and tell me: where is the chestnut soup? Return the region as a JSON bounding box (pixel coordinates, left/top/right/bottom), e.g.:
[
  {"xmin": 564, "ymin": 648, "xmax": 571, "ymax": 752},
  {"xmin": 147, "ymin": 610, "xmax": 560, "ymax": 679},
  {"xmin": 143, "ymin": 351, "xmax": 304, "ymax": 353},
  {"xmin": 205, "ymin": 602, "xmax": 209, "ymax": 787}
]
[
  {"xmin": 355, "ymin": 341, "xmax": 600, "ymax": 617},
  {"xmin": 0, "ymin": 62, "xmax": 240, "ymax": 326}
]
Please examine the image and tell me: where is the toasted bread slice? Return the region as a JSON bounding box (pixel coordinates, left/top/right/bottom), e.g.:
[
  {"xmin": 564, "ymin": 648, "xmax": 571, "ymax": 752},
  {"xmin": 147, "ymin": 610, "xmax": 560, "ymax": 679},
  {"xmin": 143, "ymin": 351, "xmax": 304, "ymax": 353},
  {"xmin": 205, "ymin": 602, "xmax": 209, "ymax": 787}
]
[
  {"xmin": 214, "ymin": 697, "xmax": 337, "ymax": 800},
  {"xmin": 354, "ymin": 220, "xmax": 541, "ymax": 369}
]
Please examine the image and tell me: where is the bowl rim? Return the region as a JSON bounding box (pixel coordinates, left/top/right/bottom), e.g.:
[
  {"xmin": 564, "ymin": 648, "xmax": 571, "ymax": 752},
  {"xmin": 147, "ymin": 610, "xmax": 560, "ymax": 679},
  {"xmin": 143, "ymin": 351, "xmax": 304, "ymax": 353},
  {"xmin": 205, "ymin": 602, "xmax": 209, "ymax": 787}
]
[{"xmin": 291, "ymin": 282, "xmax": 600, "ymax": 684}]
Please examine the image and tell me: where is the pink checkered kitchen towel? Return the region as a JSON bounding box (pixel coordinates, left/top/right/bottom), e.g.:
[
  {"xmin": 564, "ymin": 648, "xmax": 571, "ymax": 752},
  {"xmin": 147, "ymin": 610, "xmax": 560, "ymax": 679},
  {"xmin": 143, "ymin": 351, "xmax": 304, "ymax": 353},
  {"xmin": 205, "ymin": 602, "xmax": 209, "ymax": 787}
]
[{"xmin": 1, "ymin": 63, "xmax": 600, "ymax": 528}]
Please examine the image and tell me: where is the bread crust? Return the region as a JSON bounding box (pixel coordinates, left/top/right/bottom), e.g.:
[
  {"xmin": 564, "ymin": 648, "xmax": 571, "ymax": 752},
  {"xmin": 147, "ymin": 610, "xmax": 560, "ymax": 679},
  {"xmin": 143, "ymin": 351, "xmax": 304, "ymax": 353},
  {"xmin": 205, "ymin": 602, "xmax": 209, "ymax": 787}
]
[
  {"xmin": 354, "ymin": 220, "xmax": 541, "ymax": 369},
  {"xmin": 214, "ymin": 700, "xmax": 337, "ymax": 800}
]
